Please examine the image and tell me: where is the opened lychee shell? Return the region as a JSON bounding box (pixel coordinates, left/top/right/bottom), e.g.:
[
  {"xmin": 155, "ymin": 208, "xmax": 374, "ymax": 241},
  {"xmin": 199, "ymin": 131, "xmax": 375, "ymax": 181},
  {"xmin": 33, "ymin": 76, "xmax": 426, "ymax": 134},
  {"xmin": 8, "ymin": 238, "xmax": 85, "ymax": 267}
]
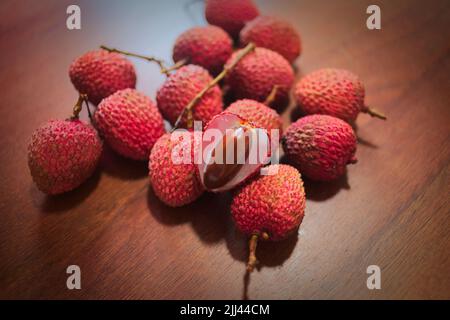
[{"xmin": 198, "ymin": 112, "xmax": 272, "ymax": 192}]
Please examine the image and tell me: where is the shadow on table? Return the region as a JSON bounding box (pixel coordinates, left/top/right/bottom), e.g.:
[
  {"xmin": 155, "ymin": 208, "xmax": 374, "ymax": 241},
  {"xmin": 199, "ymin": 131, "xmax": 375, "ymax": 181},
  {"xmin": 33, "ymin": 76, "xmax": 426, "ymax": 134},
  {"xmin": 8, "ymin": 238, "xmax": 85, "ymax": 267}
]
[
  {"xmin": 226, "ymin": 229, "xmax": 299, "ymax": 300},
  {"xmin": 37, "ymin": 168, "xmax": 101, "ymax": 214},
  {"xmin": 147, "ymin": 187, "xmax": 233, "ymax": 244},
  {"xmin": 148, "ymin": 184, "xmax": 301, "ymax": 299},
  {"xmin": 100, "ymin": 144, "xmax": 148, "ymax": 180},
  {"xmin": 302, "ymin": 173, "xmax": 350, "ymax": 202}
]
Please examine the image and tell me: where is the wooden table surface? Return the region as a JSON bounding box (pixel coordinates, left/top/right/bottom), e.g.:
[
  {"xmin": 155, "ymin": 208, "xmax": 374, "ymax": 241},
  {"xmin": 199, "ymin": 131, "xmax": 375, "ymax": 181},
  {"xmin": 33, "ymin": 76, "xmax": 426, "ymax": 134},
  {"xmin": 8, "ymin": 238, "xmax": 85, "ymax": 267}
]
[{"xmin": 0, "ymin": 0, "xmax": 449, "ymax": 300}]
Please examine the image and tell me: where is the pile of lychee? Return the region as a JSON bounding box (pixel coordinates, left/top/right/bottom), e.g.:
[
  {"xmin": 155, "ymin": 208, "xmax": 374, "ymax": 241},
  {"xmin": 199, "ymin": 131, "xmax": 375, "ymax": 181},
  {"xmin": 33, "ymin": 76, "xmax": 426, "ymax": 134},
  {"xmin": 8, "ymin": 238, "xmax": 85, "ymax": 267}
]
[{"xmin": 28, "ymin": 0, "xmax": 386, "ymax": 273}]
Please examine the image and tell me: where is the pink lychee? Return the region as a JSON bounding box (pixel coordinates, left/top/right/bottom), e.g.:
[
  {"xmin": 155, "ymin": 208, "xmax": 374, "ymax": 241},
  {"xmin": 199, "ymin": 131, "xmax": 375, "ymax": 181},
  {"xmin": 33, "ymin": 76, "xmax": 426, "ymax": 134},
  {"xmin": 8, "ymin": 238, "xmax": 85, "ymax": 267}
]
[
  {"xmin": 95, "ymin": 89, "xmax": 165, "ymax": 160},
  {"xmin": 282, "ymin": 114, "xmax": 357, "ymax": 181},
  {"xmin": 69, "ymin": 49, "xmax": 136, "ymax": 105},
  {"xmin": 28, "ymin": 119, "xmax": 102, "ymax": 195},
  {"xmin": 173, "ymin": 25, "xmax": 233, "ymax": 76},
  {"xmin": 149, "ymin": 132, "xmax": 204, "ymax": 207}
]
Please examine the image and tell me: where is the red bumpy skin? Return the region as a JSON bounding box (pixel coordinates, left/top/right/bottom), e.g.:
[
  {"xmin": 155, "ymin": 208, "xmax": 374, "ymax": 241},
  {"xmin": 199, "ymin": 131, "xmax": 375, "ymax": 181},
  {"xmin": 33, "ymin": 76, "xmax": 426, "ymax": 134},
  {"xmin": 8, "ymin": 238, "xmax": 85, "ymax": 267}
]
[
  {"xmin": 231, "ymin": 164, "xmax": 306, "ymax": 241},
  {"xmin": 156, "ymin": 65, "xmax": 223, "ymax": 127},
  {"xmin": 205, "ymin": 0, "xmax": 259, "ymax": 39},
  {"xmin": 95, "ymin": 89, "xmax": 165, "ymax": 161},
  {"xmin": 282, "ymin": 115, "xmax": 357, "ymax": 181},
  {"xmin": 173, "ymin": 25, "xmax": 233, "ymax": 76},
  {"xmin": 69, "ymin": 49, "xmax": 136, "ymax": 105},
  {"xmin": 149, "ymin": 132, "xmax": 204, "ymax": 207},
  {"xmin": 225, "ymin": 47, "xmax": 294, "ymax": 111},
  {"xmin": 226, "ymin": 99, "xmax": 282, "ymax": 134},
  {"xmin": 294, "ymin": 68, "xmax": 366, "ymax": 122},
  {"xmin": 240, "ymin": 16, "xmax": 302, "ymax": 63},
  {"xmin": 28, "ymin": 119, "xmax": 102, "ymax": 195}
]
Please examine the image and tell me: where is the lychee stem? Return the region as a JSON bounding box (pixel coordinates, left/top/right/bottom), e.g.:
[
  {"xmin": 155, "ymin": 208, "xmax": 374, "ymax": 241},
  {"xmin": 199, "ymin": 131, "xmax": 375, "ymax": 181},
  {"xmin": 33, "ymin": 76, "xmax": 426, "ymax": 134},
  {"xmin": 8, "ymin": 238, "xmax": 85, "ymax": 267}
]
[
  {"xmin": 163, "ymin": 58, "xmax": 188, "ymax": 74},
  {"xmin": 71, "ymin": 94, "xmax": 89, "ymax": 119},
  {"xmin": 100, "ymin": 45, "xmax": 170, "ymax": 75},
  {"xmin": 84, "ymin": 98, "xmax": 92, "ymax": 120},
  {"xmin": 247, "ymin": 234, "xmax": 259, "ymax": 272},
  {"xmin": 172, "ymin": 42, "xmax": 256, "ymax": 131},
  {"xmin": 264, "ymin": 85, "xmax": 280, "ymax": 106},
  {"xmin": 363, "ymin": 106, "xmax": 387, "ymax": 120}
]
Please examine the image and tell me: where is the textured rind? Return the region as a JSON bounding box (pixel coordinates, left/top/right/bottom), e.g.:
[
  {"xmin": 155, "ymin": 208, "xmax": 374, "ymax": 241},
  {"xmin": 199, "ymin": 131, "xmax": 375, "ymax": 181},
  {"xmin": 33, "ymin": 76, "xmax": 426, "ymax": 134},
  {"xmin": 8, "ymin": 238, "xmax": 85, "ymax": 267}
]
[
  {"xmin": 149, "ymin": 132, "xmax": 204, "ymax": 207},
  {"xmin": 231, "ymin": 164, "xmax": 306, "ymax": 241},
  {"xmin": 69, "ymin": 49, "xmax": 136, "ymax": 105},
  {"xmin": 225, "ymin": 48, "xmax": 294, "ymax": 111},
  {"xmin": 156, "ymin": 65, "xmax": 223, "ymax": 127},
  {"xmin": 226, "ymin": 99, "xmax": 282, "ymax": 135},
  {"xmin": 205, "ymin": 0, "xmax": 259, "ymax": 38},
  {"xmin": 240, "ymin": 16, "xmax": 301, "ymax": 63},
  {"xmin": 294, "ymin": 68, "xmax": 365, "ymax": 122},
  {"xmin": 282, "ymin": 114, "xmax": 357, "ymax": 181},
  {"xmin": 95, "ymin": 89, "xmax": 165, "ymax": 160},
  {"xmin": 28, "ymin": 119, "xmax": 102, "ymax": 195},
  {"xmin": 173, "ymin": 26, "xmax": 233, "ymax": 76}
]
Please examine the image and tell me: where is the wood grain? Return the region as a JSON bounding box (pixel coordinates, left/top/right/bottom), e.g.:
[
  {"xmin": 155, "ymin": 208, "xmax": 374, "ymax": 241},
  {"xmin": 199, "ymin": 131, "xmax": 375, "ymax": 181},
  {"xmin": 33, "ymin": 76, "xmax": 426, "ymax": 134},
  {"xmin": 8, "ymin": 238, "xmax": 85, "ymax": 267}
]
[{"xmin": 0, "ymin": 0, "xmax": 449, "ymax": 299}]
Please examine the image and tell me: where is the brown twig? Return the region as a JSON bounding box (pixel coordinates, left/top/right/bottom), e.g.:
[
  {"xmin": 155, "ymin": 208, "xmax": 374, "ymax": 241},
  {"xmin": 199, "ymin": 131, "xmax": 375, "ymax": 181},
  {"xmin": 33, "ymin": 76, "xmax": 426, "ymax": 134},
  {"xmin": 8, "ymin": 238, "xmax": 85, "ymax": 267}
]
[
  {"xmin": 264, "ymin": 85, "xmax": 280, "ymax": 106},
  {"xmin": 171, "ymin": 42, "xmax": 256, "ymax": 131},
  {"xmin": 163, "ymin": 58, "xmax": 188, "ymax": 74},
  {"xmin": 71, "ymin": 94, "xmax": 89, "ymax": 119},
  {"xmin": 247, "ymin": 234, "xmax": 259, "ymax": 272},
  {"xmin": 100, "ymin": 45, "xmax": 170, "ymax": 75},
  {"xmin": 363, "ymin": 106, "xmax": 387, "ymax": 120},
  {"xmin": 246, "ymin": 232, "xmax": 269, "ymax": 272}
]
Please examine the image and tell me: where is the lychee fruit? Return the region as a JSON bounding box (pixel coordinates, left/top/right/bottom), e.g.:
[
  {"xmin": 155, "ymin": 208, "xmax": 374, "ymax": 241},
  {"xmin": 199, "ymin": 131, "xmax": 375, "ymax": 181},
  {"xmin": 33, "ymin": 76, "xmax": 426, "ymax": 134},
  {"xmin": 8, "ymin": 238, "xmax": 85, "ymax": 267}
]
[
  {"xmin": 231, "ymin": 164, "xmax": 306, "ymax": 271},
  {"xmin": 205, "ymin": 0, "xmax": 259, "ymax": 39},
  {"xmin": 226, "ymin": 99, "xmax": 282, "ymax": 134},
  {"xmin": 282, "ymin": 114, "xmax": 357, "ymax": 181},
  {"xmin": 198, "ymin": 112, "xmax": 271, "ymax": 192},
  {"xmin": 149, "ymin": 131, "xmax": 204, "ymax": 207},
  {"xmin": 156, "ymin": 65, "xmax": 223, "ymax": 128},
  {"xmin": 28, "ymin": 119, "xmax": 102, "ymax": 195},
  {"xmin": 225, "ymin": 47, "xmax": 294, "ymax": 111},
  {"xmin": 240, "ymin": 16, "xmax": 301, "ymax": 63},
  {"xmin": 294, "ymin": 68, "xmax": 387, "ymax": 122},
  {"xmin": 69, "ymin": 49, "xmax": 136, "ymax": 105},
  {"xmin": 95, "ymin": 88, "xmax": 165, "ymax": 161},
  {"xmin": 173, "ymin": 25, "xmax": 233, "ymax": 76}
]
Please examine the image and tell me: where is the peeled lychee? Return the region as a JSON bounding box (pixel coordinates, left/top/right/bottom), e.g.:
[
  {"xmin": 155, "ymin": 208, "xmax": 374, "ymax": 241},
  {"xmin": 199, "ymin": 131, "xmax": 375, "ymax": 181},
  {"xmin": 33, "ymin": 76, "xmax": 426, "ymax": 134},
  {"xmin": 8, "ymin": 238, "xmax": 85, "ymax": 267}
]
[
  {"xmin": 240, "ymin": 16, "xmax": 301, "ymax": 63},
  {"xmin": 231, "ymin": 164, "xmax": 306, "ymax": 271},
  {"xmin": 226, "ymin": 99, "xmax": 282, "ymax": 134},
  {"xmin": 205, "ymin": 0, "xmax": 259, "ymax": 39},
  {"xmin": 149, "ymin": 131, "xmax": 204, "ymax": 207},
  {"xmin": 156, "ymin": 65, "xmax": 223, "ymax": 127},
  {"xmin": 282, "ymin": 115, "xmax": 357, "ymax": 181},
  {"xmin": 294, "ymin": 68, "xmax": 386, "ymax": 122},
  {"xmin": 198, "ymin": 112, "xmax": 271, "ymax": 192},
  {"xmin": 173, "ymin": 26, "xmax": 233, "ymax": 76},
  {"xmin": 69, "ymin": 49, "xmax": 136, "ymax": 105},
  {"xmin": 28, "ymin": 119, "xmax": 102, "ymax": 195},
  {"xmin": 225, "ymin": 47, "xmax": 294, "ymax": 111},
  {"xmin": 95, "ymin": 89, "xmax": 165, "ymax": 160}
]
